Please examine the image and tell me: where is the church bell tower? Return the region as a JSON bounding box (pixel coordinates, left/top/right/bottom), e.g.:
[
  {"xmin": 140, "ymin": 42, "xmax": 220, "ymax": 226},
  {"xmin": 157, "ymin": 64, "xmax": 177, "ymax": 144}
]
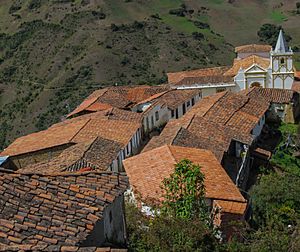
[{"xmin": 270, "ymin": 30, "xmax": 294, "ymax": 89}]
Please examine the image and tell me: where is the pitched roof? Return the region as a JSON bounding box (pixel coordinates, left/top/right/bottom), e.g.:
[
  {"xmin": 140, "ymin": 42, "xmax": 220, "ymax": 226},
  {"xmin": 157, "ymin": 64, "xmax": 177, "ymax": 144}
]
[
  {"xmin": 235, "ymin": 44, "xmax": 272, "ymax": 54},
  {"xmin": 68, "ymin": 86, "xmax": 170, "ymax": 118},
  {"xmin": 0, "ymin": 119, "xmax": 89, "ymax": 156},
  {"xmin": 18, "ymin": 137, "xmax": 123, "ymax": 174},
  {"xmin": 202, "ymin": 91, "xmax": 269, "ymax": 134},
  {"xmin": 1, "ymin": 113, "xmax": 141, "ymax": 157},
  {"xmin": 71, "ymin": 118, "xmax": 140, "ymax": 146},
  {"xmin": 167, "ymin": 66, "xmax": 231, "ymax": 85},
  {"xmin": 123, "ymin": 145, "xmax": 246, "ymax": 214},
  {"xmin": 242, "ymin": 87, "xmax": 294, "ymax": 104},
  {"xmin": 0, "ymin": 170, "xmax": 128, "ymax": 250},
  {"xmin": 143, "ymin": 89, "xmax": 200, "ymax": 110},
  {"xmin": 67, "ymin": 89, "xmax": 108, "ymax": 117},
  {"xmin": 143, "ymin": 90, "xmax": 265, "ymax": 160},
  {"xmin": 224, "ymin": 55, "xmax": 270, "ymax": 76}
]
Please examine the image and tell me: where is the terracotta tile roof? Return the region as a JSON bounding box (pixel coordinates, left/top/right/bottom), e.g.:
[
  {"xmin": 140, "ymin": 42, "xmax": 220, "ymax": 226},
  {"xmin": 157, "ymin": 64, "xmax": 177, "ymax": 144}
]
[
  {"xmin": 292, "ymin": 81, "xmax": 300, "ymax": 93},
  {"xmin": 224, "ymin": 55, "xmax": 270, "ymax": 76},
  {"xmin": 125, "ymin": 85, "xmax": 170, "ymax": 103},
  {"xmin": 1, "ymin": 113, "xmax": 141, "ymax": 157},
  {"xmin": 71, "ymin": 118, "xmax": 140, "ymax": 146},
  {"xmin": 68, "ymin": 86, "xmax": 170, "ymax": 118},
  {"xmin": 172, "ymin": 127, "xmax": 225, "ymax": 161},
  {"xmin": 0, "ymin": 119, "xmax": 89, "ymax": 157},
  {"xmin": 18, "ymin": 137, "xmax": 123, "ymax": 174},
  {"xmin": 97, "ymin": 90, "xmax": 132, "ymax": 108},
  {"xmin": 0, "ymin": 170, "xmax": 128, "ymax": 250},
  {"xmin": 85, "ymin": 103, "xmax": 113, "ymax": 112},
  {"xmin": 143, "ymin": 90, "xmax": 263, "ymax": 160},
  {"xmin": 67, "ymin": 89, "xmax": 108, "ymax": 117},
  {"xmin": 295, "ymin": 71, "xmax": 300, "ymax": 80},
  {"xmin": 92, "ymin": 108, "xmax": 143, "ymax": 123},
  {"xmin": 185, "ymin": 91, "xmax": 227, "ymax": 117},
  {"xmin": 142, "ymin": 119, "xmax": 190, "ymax": 153},
  {"xmin": 214, "ymin": 200, "xmax": 247, "ymax": 215},
  {"xmin": 123, "ymin": 145, "xmax": 246, "ymax": 211},
  {"xmin": 243, "ymin": 87, "xmax": 294, "ymax": 104},
  {"xmin": 235, "ymin": 44, "xmax": 272, "ymax": 53},
  {"xmin": 167, "ymin": 66, "xmax": 231, "ymax": 85},
  {"xmin": 203, "ymin": 91, "xmax": 269, "ymax": 134},
  {"xmin": 150, "ymin": 89, "xmax": 200, "ymax": 110}
]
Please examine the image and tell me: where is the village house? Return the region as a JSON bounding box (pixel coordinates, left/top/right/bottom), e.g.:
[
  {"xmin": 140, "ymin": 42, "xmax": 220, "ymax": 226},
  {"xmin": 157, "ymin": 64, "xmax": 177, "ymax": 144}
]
[
  {"xmin": 168, "ymin": 30, "xmax": 296, "ymax": 93},
  {"xmin": 123, "ymin": 145, "xmax": 247, "ymax": 239},
  {"xmin": 67, "ymin": 85, "xmax": 170, "ymax": 118},
  {"xmin": 0, "ymin": 110, "xmax": 143, "ymax": 172},
  {"xmin": 143, "ymin": 91, "xmax": 270, "ymax": 189},
  {"xmin": 241, "ymin": 87, "xmax": 300, "ymax": 123},
  {"xmin": 0, "ymin": 169, "xmax": 128, "ymax": 251},
  {"xmin": 132, "ymin": 89, "xmax": 201, "ymax": 133},
  {"xmin": 68, "ymin": 85, "xmax": 202, "ymax": 135}
]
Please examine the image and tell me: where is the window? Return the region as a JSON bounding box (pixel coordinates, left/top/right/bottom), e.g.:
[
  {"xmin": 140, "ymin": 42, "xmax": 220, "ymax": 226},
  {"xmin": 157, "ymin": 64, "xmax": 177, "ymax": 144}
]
[
  {"xmin": 171, "ymin": 110, "xmax": 175, "ymax": 118},
  {"xmin": 187, "ymin": 101, "xmax": 191, "ymax": 107},
  {"xmin": 175, "ymin": 108, "xmax": 179, "ymax": 119},
  {"xmin": 182, "ymin": 103, "xmax": 186, "ymax": 115},
  {"xmin": 280, "ymin": 58, "xmax": 285, "ymax": 65},
  {"xmin": 151, "ymin": 116, "xmax": 154, "ymax": 127},
  {"xmin": 216, "ymin": 87, "xmax": 226, "ymax": 93},
  {"xmin": 191, "ymin": 98, "xmax": 195, "ymax": 106},
  {"xmin": 199, "ymin": 92, "xmax": 202, "ymax": 99},
  {"xmin": 155, "ymin": 111, "xmax": 159, "ymax": 121}
]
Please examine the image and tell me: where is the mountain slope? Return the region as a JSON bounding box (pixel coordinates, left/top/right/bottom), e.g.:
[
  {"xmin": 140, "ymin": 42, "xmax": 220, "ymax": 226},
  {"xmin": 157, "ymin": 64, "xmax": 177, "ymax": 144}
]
[{"xmin": 0, "ymin": 0, "xmax": 299, "ymax": 149}]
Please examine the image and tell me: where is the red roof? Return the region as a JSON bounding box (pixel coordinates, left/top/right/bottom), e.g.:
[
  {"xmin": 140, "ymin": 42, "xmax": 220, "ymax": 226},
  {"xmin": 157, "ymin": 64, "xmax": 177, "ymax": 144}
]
[{"xmin": 123, "ymin": 145, "xmax": 246, "ymax": 214}]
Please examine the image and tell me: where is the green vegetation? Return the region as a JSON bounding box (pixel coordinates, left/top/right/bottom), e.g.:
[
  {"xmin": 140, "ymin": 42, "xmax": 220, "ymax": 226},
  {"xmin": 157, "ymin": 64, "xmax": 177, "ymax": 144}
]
[
  {"xmin": 270, "ymin": 10, "xmax": 288, "ymax": 23},
  {"xmin": 0, "ymin": 0, "xmax": 236, "ymax": 149},
  {"xmin": 258, "ymin": 24, "xmax": 292, "ymax": 47},
  {"xmin": 126, "ymin": 159, "xmax": 219, "ymax": 251},
  {"xmin": 270, "ymin": 123, "xmax": 300, "ymax": 175},
  {"xmin": 0, "ymin": 0, "xmax": 300, "ymax": 148},
  {"xmin": 226, "ymin": 122, "xmax": 300, "ymax": 251}
]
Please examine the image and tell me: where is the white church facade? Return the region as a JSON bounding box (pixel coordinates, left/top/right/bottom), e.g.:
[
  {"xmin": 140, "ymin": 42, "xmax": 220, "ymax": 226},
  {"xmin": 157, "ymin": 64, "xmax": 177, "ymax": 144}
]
[{"xmin": 168, "ymin": 30, "xmax": 296, "ymax": 93}]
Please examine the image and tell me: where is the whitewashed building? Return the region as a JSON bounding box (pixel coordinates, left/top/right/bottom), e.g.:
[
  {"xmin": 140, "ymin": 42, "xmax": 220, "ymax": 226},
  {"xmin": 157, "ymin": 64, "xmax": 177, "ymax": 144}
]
[
  {"xmin": 132, "ymin": 89, "xmax": 201, "ymax": 133},
  {"xmin": 168, "ymin": 30, "xmax": 295, "ymax": 93}
]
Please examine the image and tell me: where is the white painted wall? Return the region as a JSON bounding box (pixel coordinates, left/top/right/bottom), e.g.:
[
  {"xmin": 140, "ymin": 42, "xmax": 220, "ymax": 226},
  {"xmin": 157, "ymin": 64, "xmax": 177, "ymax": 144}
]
[{"xmin": 110, "ymin": 128, "xmax": 142, "ymax": 172}]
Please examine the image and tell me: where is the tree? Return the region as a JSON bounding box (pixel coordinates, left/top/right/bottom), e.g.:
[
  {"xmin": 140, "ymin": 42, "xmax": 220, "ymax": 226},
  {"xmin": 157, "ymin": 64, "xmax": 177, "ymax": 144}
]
[
  {"xmin": 257, "ymin": 24, "xmax": 292, "ymax": 47},
  {"xmin": 126, "ymin": 159, "xmax": 217, "ymax": 251},
  {"xmin": 162, "ymin": 159, "xmax": 208, "ymax": 220}
]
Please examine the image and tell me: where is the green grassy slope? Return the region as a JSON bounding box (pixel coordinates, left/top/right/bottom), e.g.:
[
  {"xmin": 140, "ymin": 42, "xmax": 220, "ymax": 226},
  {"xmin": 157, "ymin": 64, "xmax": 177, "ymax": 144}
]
[{"xmin": 0, "ymin": 0, "xmax": 299, "ymax": 149}]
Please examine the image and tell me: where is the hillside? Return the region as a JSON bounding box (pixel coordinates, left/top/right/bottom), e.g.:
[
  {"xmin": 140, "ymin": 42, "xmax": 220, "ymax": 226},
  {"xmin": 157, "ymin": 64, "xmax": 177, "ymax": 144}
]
[{"xmin": 0, "ymin": 0, "xmax": 300, "ymax": 149}]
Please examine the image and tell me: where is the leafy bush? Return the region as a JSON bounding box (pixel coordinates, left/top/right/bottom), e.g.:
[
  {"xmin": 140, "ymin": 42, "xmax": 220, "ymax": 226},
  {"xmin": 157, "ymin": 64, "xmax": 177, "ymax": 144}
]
[
  {"xmin": 28, "ymin": 0, "xmax": 41, "ymax": 10},
  {"xmin": 257, "ymin": 24, "xmax": 292, "ymax": 47}
]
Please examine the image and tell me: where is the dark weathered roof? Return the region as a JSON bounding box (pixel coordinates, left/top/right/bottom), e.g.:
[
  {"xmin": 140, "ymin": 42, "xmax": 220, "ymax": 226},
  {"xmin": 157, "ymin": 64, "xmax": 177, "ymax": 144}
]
[
  {"xmin": 68, "ymin": 85, "xmax": 170, "ymax": 118},
  {"xmin": 18, "ymin": 137, "xmax": 123, "ymax": 174},
  {"xmin": 0, "ymin": 170, "xmax": 128, "ymax": 251},
  {"xmin": 241, "ymin": 87, "xmax": 295, "ymax": 104},
  {"xmin": 167, "ymin": 66, "xmax": 231, "ymax": 85}
]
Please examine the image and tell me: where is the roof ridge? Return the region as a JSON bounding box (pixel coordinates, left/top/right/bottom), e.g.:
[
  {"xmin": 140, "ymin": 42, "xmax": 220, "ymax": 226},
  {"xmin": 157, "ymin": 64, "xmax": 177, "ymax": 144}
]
[
  {"xmin": 166, "ymin": 145, "xmax": 178, "ymax": 164},
  {"xmin": 223, "ymin": 94, "xmax": 253, "ymax": 125},
  {"xmin": 202, "ymin": 91, "xmax": 229, "ymax": 117},
  {"xmin": 69, "ymin": 118, "xmax": 92, "ymax": 143}
]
